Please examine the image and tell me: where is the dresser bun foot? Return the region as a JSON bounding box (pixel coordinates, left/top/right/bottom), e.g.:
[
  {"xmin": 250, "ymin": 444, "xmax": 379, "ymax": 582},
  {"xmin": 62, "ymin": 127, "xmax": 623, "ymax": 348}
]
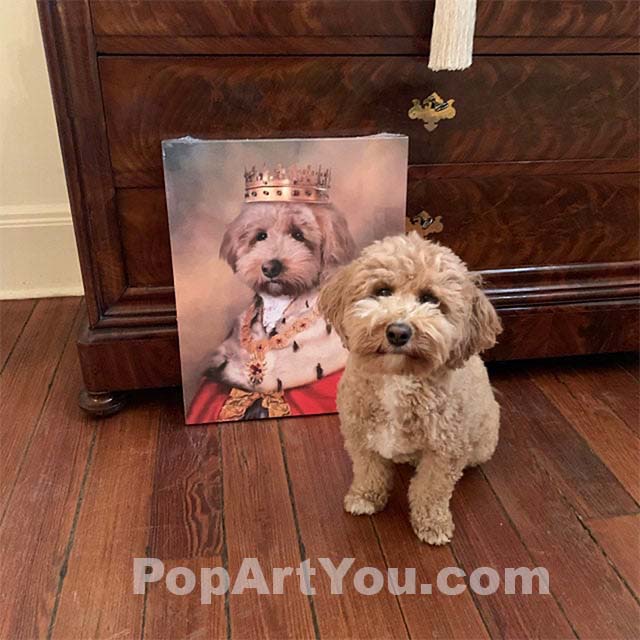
[{"xmin": 79, "ymin": 390, "xmax": 126, "ymax": 417}]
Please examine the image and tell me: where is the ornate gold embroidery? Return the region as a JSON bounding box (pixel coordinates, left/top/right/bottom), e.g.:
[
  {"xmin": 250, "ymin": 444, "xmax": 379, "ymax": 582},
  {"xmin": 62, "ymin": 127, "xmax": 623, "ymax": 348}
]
[
  {"xmin": 240, "ymin": 300, "xmax": 319, "ymax": 386},
  {"xmin": 218, "ymin": 387, "xmax": 291, "ymax": 421}
]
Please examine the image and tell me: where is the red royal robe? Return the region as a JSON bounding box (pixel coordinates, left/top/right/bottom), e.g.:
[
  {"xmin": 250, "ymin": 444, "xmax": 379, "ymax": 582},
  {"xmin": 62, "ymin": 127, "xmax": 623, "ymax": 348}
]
[{"xmin": 186, "ymin": 369, "xmax": 342, "ymax": 424}]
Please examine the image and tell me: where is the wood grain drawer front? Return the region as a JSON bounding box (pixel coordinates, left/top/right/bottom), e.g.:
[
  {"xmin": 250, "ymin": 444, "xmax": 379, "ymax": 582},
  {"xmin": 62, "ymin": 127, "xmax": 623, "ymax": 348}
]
[
  {"xmin": 117, "ymin": 190, "xmax": 173, "ymax": 287},
  {"xmin": 90, "ymin": 0, "xmax": 639, "ymax": 37},
  {"xmin": 100, "ymin": 55, "xmax": 639, "ymax": 188},
  {"xmin": 407, "ymin": 169, "xmax": 639, "ymax": 270},
  {"xmin": 116, "ymin": 168, "xmax": 638, "ymax": 290}
]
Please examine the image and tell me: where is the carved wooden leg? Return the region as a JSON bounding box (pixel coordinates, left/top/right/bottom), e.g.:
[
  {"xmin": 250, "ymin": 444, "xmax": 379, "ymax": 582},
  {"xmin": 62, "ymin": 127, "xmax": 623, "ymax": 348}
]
[{"xmin": 78, "ymin": 390, "xmax": 126, "ymax": 417}]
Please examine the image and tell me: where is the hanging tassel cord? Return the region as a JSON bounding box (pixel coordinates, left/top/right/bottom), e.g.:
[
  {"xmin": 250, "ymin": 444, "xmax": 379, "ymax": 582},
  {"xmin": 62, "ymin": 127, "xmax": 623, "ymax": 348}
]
[{"xmin": 428, "ymin": 0, "xmax": 478, "ymax": 72}]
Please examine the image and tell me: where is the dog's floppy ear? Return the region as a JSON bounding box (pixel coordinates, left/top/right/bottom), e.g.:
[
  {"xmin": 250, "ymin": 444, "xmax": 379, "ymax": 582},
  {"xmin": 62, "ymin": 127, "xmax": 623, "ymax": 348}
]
[
  {"xmin": 449, "ymin": 275, "xmax": 502, "ymax": 368},
  {"xmin": 314, "ymin": 206, "xmax": 356, "ymax": 272},
  {"xmin": 219, "ymin": 221, "xmax": 240, "ymax": 272},
  {"xmin": 318, "ymin": 263, "xmax": 353, "ymax": 348}
]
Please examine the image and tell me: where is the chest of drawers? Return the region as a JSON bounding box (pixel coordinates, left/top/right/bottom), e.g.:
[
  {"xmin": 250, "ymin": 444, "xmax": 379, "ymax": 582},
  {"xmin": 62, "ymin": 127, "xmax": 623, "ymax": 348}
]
[{"xmin": 38, "ymin": 0, "xmax": 639, "ymax": 413}]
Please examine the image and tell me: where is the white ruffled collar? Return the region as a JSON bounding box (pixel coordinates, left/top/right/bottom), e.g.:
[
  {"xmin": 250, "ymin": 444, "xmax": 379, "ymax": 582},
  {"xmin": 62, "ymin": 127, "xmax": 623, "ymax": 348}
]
[{"xmin": 259, "ymin": 293, "xmax": 293, "ymax": 333}]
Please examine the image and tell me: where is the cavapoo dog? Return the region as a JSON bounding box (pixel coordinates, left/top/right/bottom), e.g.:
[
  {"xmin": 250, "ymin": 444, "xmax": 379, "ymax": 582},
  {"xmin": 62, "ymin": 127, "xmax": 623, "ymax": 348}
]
[
  {"xmin": 319, "ymin": 232, "xmax": 502, "ymax": 544},
  {"xmin": 187, "ymin": 184, "xmax": 356, "ymax": 423}
]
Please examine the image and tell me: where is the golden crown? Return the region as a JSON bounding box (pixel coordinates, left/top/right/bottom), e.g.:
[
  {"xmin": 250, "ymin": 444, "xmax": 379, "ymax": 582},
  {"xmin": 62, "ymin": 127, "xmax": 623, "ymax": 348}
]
[{"xmin": 244, "ymin": 164, "xmax": 331, "ymax": 203}]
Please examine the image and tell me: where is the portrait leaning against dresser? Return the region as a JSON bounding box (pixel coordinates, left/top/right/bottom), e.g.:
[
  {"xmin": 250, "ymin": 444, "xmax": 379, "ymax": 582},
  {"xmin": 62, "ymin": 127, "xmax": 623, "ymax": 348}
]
[{"xmin": 163, "ymin": 135, "xmax": 408, "ymax": 425}]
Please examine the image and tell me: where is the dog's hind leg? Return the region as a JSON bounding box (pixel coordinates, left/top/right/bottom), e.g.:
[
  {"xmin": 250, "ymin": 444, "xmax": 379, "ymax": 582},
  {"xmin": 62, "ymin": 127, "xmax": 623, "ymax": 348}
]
[
  {"xmin": 343, "ymin": 446, "xmax": 393, "ymax": 516},
  {"xmin": 468, "ymin": 400, "xmax": 500, "ymax": 468}
]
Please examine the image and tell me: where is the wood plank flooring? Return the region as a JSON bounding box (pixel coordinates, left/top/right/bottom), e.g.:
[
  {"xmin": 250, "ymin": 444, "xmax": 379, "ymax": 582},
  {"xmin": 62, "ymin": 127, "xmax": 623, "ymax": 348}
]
[{"xmin": 1, "ymin": 298, "xmax": 638, "ymax": 640}]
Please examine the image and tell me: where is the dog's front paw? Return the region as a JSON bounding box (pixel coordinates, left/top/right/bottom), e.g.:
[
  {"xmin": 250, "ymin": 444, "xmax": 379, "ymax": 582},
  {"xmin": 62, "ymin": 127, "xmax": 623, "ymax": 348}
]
[
  {"xmin": 344, "ymin": 491, "xmax": 388, "ymax": 516},
  {"xmin": 411, "ymin": 511, "xmax": 454, "ymax": 545}
]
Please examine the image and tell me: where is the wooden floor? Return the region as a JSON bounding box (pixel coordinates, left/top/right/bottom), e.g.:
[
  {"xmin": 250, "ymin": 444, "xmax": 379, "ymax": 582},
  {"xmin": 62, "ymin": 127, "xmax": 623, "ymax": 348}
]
[{"xmin": 1, "ymin": 297, "xmax": 639, "ymax": 640}]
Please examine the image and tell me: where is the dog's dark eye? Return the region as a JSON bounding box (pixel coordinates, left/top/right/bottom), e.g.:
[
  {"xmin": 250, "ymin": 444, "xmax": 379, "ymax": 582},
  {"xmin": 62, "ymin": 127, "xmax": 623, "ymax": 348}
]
[
  {"xmin": 375, "ymin": 287, "xmax": 393, "ymax": 297},
  {"xmin": 255, "ymin": 231, "xmax": 268, "ymax": 242},
  {"xmin": 419, "ymin": 292, "xmax": 439, "ymax": 305},
  {"xmin": 291, "ymin": 229, "xmax": 305, "ymax": 242}
]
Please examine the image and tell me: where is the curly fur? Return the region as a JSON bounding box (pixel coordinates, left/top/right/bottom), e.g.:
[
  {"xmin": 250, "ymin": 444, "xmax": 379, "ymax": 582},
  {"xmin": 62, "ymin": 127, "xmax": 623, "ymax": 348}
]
[{"xmin": 319, "ymin": 233, "xmax": 502, "ymax": 544}]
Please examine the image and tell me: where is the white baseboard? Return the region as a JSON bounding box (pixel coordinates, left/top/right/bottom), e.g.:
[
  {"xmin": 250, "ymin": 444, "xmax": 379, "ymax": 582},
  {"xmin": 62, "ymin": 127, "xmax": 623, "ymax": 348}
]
[{"xmin": 0, "ymin": 204, "xmax": 84, "ymax": 299}]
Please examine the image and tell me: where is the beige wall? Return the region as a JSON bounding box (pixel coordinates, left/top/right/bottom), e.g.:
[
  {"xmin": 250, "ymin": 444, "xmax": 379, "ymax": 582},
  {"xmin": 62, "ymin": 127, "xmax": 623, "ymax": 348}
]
[{"xmin": 0, "ymin": 0, "xmax": 82, "ymax": 298}]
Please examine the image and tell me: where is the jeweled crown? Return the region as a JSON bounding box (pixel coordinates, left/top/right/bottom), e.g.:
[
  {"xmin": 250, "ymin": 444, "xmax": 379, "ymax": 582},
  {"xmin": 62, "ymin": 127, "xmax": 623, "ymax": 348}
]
[{"xmin": 244, "ymin": 164, "xmax": 331, "ymax": 203}]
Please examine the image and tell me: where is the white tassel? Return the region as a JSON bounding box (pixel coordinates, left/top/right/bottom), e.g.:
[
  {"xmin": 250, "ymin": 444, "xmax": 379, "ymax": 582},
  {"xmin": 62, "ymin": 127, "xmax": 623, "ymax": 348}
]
[{"xmin": 428, "ymin": 0, "xmax": 477, "ymax": 71}]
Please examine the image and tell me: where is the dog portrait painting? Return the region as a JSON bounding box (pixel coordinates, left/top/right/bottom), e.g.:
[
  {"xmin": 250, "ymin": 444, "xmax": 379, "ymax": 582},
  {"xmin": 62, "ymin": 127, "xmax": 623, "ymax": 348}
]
[{"xmin": 163, "ymin": 135, "xmax": 408, "ymax": 423}]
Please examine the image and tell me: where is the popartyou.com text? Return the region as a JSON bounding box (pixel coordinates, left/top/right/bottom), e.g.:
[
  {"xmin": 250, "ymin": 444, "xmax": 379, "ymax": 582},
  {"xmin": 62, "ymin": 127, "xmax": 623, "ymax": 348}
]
[{"xmin": 134, "ymin": 557, "xmax": 550, "ymax": 603}]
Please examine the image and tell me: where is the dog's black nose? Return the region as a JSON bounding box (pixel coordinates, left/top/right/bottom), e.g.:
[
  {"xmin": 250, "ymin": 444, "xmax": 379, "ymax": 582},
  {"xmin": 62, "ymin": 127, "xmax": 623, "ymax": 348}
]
[
  {"xmin": 261, "ymin": 259, "xmax": 283, "ymax": 279},
  {"xmin": 386, "ymin": 323, "xmax": 412, "ymax": 347}
]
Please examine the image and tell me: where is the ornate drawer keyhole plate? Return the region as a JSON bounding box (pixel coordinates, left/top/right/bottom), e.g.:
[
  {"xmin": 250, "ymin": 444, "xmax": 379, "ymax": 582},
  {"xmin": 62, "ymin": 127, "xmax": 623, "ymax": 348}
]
[
  {"xmin": 408, "ymin": 92, "xmax": 456, "ymax": 131},
  {"xmin": 407, "ymin": 211, "xmax": 444, "ymax": 237}
]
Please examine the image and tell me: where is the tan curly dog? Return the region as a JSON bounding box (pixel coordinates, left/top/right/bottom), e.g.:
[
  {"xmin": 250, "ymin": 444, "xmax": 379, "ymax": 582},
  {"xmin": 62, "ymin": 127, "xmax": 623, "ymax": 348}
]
[{"xmin": 319, "ymin": 233, "xmax": 502, "ymax": 544}]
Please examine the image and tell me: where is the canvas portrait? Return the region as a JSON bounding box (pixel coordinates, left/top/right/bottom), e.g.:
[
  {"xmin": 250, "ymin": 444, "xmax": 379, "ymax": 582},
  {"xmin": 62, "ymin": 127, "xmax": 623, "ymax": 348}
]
[{"xmin": 163, "ymin": 135, "xmax": 408, "ymax": 424}]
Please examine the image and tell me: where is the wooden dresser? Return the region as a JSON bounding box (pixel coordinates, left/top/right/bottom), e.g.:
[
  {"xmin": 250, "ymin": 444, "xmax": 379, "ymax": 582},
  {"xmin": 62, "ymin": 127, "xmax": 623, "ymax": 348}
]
[{"xmin": 38, "ymin": 0, "xmax": 639, "ymax": 414}]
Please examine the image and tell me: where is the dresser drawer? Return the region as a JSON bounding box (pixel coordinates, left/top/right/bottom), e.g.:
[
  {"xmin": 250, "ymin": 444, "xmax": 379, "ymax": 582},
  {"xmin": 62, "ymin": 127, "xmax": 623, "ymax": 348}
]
[
  {"xmin": 407, "ymin": 167, "xmax": 639, "ymax": 270},
  {"xmin": 91, "ymin": 0, "xmax": 638, "ymax": 38},
  {"xmin": 99, "ymin": 55, "xmax": 639, "ymax": 187},
  {"xmin": 114, "ymin": 163, "xmax": 638, "ymax": 292}
]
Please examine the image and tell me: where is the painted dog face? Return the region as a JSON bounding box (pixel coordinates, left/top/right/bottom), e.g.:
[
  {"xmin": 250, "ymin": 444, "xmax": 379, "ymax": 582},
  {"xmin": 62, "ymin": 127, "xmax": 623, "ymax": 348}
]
[{"xmin": 220, "ymin": 202, "xmax": 355, "ymax": 297}]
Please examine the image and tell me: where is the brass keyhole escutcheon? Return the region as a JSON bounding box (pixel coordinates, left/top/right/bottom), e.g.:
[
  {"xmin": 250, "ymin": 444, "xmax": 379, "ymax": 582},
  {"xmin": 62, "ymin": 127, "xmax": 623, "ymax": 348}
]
[
  {"xmin": 408, "ymin": 92, "xmax": 456, "ymax": 132},
  {"xmin": 407, "ymin": 211, "xmax": 444, "ymax": 237}
]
